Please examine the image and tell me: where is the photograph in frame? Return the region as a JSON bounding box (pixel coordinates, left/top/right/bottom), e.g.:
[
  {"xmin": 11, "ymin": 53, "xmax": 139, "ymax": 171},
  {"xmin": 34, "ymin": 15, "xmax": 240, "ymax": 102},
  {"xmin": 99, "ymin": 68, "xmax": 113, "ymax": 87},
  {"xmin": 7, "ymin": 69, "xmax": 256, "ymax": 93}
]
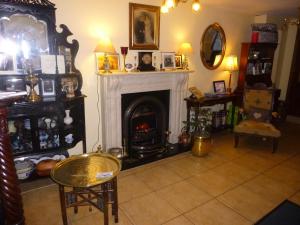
[
  {"xmin": 41, "ymin": 78, "xmax": 56, "ymax": 96},
  {"xmin": 213, "ymin": 80, "xmax": 226, "ymax": 93},
  {"xmin": 129, "ymin": 3, "xmax": 160, "ymax": 50},
  {"xmin": 161, "ymin": 52, "xmax": 175, "ymax": 70},
  {"xmin": 175, "ymin": 55, "xmax": 183, "ymax": 69}
]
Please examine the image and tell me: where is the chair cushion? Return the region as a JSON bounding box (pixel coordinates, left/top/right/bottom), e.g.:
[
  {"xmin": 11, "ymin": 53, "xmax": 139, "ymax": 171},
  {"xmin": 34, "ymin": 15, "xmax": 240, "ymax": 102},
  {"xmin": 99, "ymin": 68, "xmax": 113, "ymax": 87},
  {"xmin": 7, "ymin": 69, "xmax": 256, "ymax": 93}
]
[{"xmin": 234, "ymin": 120, "xmax": 281, "ymax": 138}]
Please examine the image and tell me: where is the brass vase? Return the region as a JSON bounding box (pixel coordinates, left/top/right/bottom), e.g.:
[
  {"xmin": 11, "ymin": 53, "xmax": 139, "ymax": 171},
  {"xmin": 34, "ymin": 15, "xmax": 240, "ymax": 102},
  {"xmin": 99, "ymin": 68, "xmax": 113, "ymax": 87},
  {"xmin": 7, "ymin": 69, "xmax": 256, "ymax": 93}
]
[{"xmin": 192, "ymin": 135, "xmax": 212, "ymax": 157}]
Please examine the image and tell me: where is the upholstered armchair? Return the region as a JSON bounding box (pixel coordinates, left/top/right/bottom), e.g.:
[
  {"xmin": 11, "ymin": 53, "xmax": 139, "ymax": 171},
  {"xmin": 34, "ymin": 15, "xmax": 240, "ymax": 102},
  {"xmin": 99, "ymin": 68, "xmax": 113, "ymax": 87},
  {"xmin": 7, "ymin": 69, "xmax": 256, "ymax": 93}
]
[{"xmin": 234, "ymin": 87, "xmax": 281, "ymax": 152}]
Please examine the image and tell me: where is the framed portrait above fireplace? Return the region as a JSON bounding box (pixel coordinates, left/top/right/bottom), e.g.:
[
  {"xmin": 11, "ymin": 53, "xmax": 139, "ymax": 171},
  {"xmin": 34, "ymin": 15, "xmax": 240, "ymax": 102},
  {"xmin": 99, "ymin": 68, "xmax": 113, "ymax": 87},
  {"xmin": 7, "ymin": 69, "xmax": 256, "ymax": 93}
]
[{"xmin": 129, "ymin": 3, "xmax": 160, "ymax": 50}]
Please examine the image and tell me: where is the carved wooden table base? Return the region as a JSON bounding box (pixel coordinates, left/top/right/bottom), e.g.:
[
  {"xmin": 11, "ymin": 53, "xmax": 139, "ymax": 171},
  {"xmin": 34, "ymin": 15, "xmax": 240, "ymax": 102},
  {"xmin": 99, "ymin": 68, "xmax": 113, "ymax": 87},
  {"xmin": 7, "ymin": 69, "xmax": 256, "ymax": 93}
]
[{"xmin": 0, "ymin": 106, "xmax": 25, "ymax": 225}]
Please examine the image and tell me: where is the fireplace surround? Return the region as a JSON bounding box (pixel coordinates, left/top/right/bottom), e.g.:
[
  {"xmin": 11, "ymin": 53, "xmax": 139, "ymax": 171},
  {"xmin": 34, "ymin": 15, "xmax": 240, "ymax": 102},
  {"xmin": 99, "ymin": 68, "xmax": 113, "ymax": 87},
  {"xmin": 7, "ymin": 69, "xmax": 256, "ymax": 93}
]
[{"xmin": 99, "ymin": 70, "xmax": 192, "ymax": 155}]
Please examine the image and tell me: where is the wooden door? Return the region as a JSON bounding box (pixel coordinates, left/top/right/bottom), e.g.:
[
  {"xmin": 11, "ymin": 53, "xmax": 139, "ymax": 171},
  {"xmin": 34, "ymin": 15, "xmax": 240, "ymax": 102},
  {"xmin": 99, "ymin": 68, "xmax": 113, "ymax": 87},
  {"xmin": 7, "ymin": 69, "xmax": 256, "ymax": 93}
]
[{"xmin": 286, "ymin": 27, "xmax": 300, "ymax": 117}]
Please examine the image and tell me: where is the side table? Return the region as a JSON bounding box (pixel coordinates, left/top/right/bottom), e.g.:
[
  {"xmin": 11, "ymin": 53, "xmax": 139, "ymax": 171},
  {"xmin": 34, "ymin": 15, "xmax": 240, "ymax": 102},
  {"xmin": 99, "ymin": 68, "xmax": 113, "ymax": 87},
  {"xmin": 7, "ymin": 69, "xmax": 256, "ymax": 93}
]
[
  {"xmin": 185, "ymin": 94, "xmax": 237, "ymax": 133},
  {"xmin": 50, "ymin": 153, "xmax": 121, "ymax": 225}
]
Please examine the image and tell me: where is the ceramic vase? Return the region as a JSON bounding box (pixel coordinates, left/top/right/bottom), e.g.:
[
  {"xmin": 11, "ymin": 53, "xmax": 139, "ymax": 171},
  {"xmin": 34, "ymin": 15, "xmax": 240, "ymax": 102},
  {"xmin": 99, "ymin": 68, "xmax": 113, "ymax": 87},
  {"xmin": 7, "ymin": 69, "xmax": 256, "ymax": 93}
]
[{"xmin": 64, "ymin": 109, "xmax": 73, "ymax": 125}]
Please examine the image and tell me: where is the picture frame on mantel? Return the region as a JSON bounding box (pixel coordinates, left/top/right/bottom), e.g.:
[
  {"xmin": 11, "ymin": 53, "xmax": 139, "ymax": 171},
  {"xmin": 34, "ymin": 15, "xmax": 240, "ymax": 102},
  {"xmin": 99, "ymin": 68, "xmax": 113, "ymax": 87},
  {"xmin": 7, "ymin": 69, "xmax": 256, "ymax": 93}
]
[{"xmin": 129, "ymin": 3, "xmax": 160, "ymax": 50}]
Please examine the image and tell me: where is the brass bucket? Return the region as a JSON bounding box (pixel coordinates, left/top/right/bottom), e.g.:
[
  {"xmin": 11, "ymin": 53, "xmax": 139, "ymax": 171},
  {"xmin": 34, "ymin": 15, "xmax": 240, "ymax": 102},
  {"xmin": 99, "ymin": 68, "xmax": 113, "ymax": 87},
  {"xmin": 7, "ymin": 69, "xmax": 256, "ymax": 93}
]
[{"xmin": 192, "ymin": 135, "xmax": 212, "ymax": 157}]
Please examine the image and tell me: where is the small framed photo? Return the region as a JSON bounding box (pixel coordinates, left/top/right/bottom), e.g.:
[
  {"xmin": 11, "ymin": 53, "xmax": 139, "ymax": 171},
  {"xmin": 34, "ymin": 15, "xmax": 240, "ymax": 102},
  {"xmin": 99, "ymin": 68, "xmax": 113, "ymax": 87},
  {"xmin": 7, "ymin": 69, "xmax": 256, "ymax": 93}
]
[
  {"xmin": 175, "ymin": 55, "xmax": 183, "ymax": 69},
  {"xmin": 213, "ymin": 80, "xmax": 226, "ymax": 93},
  {"xmin": 40, "ymin": 78, "xmax": 56, "ymax": 96},
  {"xmin": 4, "ymin": 77, "xmax": 26, "ymax": 91},
  {"xmin": 137, "ymin": 52, "xmax": 156, "ymax": 71},
  {"xmin": 161, "ymin": 52, "xmax": 175, "ymax": 70},
  {"xmin": 96, "ymin": 53, "xmax": 120, "ymax": 72},
  {"xmin": 0, "ymin": 53, "xmax": 17, "ymax": 74}
]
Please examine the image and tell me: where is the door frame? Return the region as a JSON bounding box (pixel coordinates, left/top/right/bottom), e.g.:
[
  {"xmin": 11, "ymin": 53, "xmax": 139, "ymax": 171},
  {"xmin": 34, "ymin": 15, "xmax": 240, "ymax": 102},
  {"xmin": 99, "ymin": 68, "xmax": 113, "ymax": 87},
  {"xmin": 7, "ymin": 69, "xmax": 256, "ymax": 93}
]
[{"xmin": 286, "ymin": 26, "xmax": 300, "ymax": 116}]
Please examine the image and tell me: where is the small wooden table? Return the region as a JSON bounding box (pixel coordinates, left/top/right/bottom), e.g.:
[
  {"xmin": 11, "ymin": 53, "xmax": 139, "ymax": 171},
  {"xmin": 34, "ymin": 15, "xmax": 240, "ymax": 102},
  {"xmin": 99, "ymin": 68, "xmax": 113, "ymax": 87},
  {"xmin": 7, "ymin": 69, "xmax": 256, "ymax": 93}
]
[
  {"xmin": 50, "ymin": 153, "xmax": 121, "ymax": 225},
  {"xmin": 185, "ymin": 94, "xmax": 237, "ymax": 132}
]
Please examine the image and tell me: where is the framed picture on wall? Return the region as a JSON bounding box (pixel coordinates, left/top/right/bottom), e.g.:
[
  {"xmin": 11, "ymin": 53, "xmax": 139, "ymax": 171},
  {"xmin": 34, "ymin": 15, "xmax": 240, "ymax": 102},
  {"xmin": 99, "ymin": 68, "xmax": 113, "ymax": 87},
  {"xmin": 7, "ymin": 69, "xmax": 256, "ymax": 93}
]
[
  {"xmin": 129, "ymin": 3, "xmax": 160, "ymax": 50},
  {"xmin": 161, "ymin": 52, "xmax": 175, "ymax": 70},
  {"xmin": 96, "ymin": 53, "xmax": 120, "ymax": 72},
  {"xmin": 213, "ymin": 80, "xmax": 226, "ymax": 94}
]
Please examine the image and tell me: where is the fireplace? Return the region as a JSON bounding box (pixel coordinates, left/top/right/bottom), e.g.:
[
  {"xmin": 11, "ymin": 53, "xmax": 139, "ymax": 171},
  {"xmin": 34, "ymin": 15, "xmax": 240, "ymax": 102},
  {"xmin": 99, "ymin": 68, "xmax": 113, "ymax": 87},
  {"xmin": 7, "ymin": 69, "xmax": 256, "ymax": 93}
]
[
  {"xmin": 99, "ymin": 71, "xmax": 191, "ymax": 157},
  {"xmin": 122, "ymin": 90, "xmax": 170, "ymax": 159}
]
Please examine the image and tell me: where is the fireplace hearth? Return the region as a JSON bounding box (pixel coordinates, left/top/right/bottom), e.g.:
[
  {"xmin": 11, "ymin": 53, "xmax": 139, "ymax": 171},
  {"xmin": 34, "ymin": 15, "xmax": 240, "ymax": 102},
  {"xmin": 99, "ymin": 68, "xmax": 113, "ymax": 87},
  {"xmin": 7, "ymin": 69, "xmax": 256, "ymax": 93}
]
[{"xmin": 122, "ymin": 90, "xmax": 170, "ymax": 159}]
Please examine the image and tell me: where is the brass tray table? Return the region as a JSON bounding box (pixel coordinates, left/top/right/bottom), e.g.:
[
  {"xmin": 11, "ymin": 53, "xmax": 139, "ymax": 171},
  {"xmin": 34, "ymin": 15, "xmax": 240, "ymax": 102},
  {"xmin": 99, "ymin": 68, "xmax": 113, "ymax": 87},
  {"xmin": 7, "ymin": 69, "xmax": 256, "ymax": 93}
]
[{"xmin": 51, "ymin": 153, "xmax": 121, "ymax": 225}]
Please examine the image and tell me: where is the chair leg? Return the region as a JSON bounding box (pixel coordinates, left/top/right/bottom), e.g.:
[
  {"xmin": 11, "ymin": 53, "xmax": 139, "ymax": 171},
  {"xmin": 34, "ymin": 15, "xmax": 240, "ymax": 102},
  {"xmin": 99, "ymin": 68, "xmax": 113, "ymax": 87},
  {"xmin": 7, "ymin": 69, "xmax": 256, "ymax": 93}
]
[
  {"xmin": 272, "ymin": 138, "xmax": 279, "ymax": 153},
  {"xmin": 234, "ymin": 134, "xmax": 239, "ymax": 148}
]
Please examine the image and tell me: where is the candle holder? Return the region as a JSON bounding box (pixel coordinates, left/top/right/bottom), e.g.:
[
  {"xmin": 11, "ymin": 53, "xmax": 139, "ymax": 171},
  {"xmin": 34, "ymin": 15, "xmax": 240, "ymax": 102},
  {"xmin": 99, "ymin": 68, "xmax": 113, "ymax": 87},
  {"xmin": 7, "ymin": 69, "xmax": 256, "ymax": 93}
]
[
  {"xmin": 120, "ymin": 47, "xmax": 128, "ymax": 72},
  {"xmin": 25, "ymin": 68, "xmax": 41, "ymax": 102}
]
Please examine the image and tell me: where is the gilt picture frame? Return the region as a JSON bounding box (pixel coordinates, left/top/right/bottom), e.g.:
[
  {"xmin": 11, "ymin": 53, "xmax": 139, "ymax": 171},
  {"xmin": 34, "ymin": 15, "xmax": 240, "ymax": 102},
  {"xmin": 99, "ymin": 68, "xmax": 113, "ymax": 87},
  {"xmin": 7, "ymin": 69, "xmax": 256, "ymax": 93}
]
[{"xmin": 129, "ymin": 3, "xmax": 160, "ymax": 50}]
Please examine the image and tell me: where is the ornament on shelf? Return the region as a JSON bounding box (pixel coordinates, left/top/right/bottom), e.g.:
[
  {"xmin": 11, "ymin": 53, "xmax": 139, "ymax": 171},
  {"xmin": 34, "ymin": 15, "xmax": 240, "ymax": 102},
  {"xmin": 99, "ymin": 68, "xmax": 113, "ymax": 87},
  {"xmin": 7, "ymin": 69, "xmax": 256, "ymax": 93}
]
[{"xmin": 64, "ymin": 109, "xmax": 73, "ymax": 125}]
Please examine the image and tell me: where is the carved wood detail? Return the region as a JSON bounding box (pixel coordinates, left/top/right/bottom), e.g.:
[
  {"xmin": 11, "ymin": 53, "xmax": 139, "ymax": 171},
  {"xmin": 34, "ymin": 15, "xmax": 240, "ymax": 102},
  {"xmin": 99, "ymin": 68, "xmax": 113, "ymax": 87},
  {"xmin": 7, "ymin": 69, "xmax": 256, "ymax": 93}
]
[{"xmin": 0, "ymin": 106, "xmax": 25, "ymax": 225}]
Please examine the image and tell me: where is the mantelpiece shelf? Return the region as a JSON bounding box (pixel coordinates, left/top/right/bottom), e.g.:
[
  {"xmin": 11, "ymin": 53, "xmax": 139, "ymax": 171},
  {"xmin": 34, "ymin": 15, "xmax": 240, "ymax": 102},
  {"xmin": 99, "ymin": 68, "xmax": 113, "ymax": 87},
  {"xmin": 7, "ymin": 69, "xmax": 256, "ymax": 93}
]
[{"xmin": 98, "ymin": 70, "xmax": 194, "ymax": 76}]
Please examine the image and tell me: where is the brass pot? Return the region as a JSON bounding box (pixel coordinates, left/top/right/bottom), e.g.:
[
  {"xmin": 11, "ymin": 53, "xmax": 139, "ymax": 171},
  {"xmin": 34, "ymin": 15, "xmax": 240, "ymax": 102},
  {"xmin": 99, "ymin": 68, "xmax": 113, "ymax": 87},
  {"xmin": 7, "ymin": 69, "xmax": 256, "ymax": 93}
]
[{"xmin": 192, "ymin": 135, "xmax": 212, "ymax": 157}]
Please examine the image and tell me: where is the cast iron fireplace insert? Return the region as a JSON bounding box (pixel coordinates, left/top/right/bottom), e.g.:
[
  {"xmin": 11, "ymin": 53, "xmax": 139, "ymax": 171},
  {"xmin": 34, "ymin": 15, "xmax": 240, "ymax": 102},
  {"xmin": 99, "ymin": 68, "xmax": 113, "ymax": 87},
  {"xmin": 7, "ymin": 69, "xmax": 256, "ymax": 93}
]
[{"xmin": 121, "ymin": 90, "xmax": 170, "ymax": 159}]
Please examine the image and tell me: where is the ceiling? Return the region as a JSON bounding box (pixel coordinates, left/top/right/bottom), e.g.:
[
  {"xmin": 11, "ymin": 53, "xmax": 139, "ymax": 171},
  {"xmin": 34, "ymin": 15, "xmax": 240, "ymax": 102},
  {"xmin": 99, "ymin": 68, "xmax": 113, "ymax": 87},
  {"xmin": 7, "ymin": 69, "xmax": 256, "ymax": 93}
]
[{"xmin": 202, "ymin": 0, "xmax": 300, "ymax": 17}]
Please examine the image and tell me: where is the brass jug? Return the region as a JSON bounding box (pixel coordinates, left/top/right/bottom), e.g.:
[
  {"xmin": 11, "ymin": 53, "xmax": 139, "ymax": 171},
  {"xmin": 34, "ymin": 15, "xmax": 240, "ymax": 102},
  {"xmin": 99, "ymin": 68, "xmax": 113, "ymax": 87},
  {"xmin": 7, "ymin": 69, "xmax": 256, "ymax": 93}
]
[{"xmin": 192, "ymin": 135, "xmax": 212, "ymax": 157}]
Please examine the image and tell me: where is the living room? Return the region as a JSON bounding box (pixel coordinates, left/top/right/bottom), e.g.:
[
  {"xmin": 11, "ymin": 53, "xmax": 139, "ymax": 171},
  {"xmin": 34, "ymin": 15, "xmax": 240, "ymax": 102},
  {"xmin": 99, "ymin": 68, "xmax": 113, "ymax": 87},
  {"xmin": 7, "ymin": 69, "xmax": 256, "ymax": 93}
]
[{"xmin": 0, "ymin": 0, "xmax": 300, "ymax": 225}]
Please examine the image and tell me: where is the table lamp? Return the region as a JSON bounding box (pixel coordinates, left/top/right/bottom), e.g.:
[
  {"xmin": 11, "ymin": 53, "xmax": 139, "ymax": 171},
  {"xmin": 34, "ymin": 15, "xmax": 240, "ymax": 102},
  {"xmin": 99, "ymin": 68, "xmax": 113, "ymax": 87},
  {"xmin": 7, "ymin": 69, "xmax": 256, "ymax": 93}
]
[
  {"xmin": 94, "ymin": 39, "xmax": 116, "ymax": 74},
  {"xmin": 224, "ymin": 55, "xmax": 239, "ymax": 93},
  {"xmin": 178, "ymin": 42, "xmax": 193, "ymax": 70}
]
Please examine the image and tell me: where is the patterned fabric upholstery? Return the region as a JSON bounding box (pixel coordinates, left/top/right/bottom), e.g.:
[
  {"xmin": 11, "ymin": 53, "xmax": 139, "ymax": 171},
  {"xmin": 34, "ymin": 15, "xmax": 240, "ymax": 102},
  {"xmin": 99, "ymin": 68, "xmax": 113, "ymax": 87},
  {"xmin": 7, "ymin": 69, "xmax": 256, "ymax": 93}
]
[
  {"xmin": 234, "ymin": 120, "xmax": 281, "ymax": 138},
  {"xmin": 244, "ymin": 88, "xmax": 273, "ymax": 117},
  {"xmin": 234, "ymin": 87, "xmax": 281, "ymax": 139}
]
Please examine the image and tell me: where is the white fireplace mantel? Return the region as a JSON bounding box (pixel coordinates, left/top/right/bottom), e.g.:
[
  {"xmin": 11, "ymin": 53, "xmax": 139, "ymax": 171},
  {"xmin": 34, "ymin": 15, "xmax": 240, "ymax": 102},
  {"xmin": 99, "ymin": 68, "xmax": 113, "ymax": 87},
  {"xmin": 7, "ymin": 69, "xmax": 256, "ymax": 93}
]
[{"xmin": 99, "ymin": 70, "xmax": 192, "ymax": 150}]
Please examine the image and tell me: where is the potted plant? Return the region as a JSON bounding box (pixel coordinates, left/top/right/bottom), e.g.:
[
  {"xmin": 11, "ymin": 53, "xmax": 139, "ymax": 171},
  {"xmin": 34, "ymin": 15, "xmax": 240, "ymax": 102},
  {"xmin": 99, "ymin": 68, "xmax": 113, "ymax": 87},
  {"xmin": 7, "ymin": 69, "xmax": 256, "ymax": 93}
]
[{"xmin": 182, "ymin": 108, "xmax": 213, "ymax": 156}]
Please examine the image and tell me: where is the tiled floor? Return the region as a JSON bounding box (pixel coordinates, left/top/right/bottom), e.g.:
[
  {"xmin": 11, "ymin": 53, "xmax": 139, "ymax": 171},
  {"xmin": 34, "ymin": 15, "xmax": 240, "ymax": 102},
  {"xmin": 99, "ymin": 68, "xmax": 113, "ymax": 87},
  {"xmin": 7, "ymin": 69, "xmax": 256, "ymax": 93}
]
[{"xmin": 22, "ymin": 122, "xmax": 300, "ymax": 225}]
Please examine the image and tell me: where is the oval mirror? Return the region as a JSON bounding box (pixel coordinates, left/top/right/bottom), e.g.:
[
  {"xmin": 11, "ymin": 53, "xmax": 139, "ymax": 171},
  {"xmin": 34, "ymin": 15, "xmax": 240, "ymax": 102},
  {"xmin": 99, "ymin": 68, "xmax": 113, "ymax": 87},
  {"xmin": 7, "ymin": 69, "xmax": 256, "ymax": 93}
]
[{"xmin": 200, "ymin": 23, "xmax": 226, "ymax": 70}]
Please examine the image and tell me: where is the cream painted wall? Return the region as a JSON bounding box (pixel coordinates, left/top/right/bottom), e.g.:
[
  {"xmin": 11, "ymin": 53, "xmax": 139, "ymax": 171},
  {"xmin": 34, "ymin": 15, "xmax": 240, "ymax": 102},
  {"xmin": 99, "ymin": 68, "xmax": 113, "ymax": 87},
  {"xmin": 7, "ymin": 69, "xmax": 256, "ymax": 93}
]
[{"xmin": 52, "ymin": 0, "xmax": 252, "ymax": 153}]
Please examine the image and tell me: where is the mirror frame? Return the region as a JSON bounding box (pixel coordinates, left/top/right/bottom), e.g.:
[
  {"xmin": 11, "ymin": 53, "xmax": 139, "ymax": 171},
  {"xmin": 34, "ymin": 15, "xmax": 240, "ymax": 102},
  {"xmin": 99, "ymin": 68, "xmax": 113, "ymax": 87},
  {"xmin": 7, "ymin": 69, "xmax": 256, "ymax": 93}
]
[{"xmin": 200, "ymin": 23, "xmax": 226, "ymax": 70}]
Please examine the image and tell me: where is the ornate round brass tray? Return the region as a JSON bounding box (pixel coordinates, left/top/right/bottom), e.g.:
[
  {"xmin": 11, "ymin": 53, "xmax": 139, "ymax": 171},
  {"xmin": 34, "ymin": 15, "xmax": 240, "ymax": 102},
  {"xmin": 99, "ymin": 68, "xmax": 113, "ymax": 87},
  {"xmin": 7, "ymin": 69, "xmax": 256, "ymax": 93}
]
[{"xmin": 50, "ymin": 153, "xmax": 121, "ymax": 188}]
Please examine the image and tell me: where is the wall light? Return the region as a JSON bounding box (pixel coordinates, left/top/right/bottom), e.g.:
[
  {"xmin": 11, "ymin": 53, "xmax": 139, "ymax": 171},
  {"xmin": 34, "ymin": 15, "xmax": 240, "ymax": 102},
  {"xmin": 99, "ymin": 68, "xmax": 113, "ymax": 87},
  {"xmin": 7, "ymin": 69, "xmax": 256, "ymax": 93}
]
[{"xmin": 192, "ymin": 0, "xmax": 201, "ymax": 12}]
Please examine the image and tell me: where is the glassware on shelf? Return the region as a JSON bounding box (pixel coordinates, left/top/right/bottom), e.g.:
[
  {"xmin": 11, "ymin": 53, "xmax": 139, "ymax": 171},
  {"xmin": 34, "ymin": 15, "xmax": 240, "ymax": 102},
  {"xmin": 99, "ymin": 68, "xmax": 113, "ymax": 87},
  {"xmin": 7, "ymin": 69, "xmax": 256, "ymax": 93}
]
[{"xmin": 120, "ymin": 47, "xmax": 128, "ymax": 72}]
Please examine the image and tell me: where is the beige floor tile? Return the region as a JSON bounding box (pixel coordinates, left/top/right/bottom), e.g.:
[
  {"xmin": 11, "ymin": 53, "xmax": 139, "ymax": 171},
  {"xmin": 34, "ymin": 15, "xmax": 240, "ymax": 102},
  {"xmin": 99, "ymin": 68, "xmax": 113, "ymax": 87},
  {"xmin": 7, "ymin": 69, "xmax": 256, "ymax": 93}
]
[
  {"xmin": 185, "ymin": 199, "xmax": 251, "ymax": 225},
  {"xmin": 281, "ymin": 154, "xmax": 300, "ymax": 171},
  {"xmin": 188, "ymin": 152, "xmax": 227, "ymax": 169},
  {"xmin": 156, "ymin": 180, "xmax": 212, "ymax": 213},
  {"xmin": 212, "ymin": 162, "xmax": 258, "ymax": 185},
  {"xmin": 217, "ymin": 186, "xmax": 275, "ymax": 222},
  {"xmin": 289, "ymin": 192, "xmax": 300, "ymax": 205},
  {"xmin": 186, "ymin": 170, "xmax": 238, "ymax": 197},
  {"xmin": 263, "ymin": 164, "xmax": 300, "ymax": 190},
  {"xmin": 134, "ymin": 165, "xmax": 182, "ymax": 191},
  {"xmin": 164, "ymin": 157, "xmax": 208, "ymax": 179},
  {"xmin": 120, "ymin": 192, "xmax": 180, "ymax": 225},
  {"xmin": 233, "ymin": 153, "xmax": 278, "ymax": 172},
  {"xmin": 243, "ymin": 175, "xmax": 297, "ymax": 204},
  {"xmin": 118, "ymin": 174, "xmax": 152, "ymax": 203},
  {"xmin": 72, "ymin": 208, "xmax": 133, "ymax": 225},
  {"xmin": 162, "ymin": 215, "xmax": 194, "ymax": 225}
]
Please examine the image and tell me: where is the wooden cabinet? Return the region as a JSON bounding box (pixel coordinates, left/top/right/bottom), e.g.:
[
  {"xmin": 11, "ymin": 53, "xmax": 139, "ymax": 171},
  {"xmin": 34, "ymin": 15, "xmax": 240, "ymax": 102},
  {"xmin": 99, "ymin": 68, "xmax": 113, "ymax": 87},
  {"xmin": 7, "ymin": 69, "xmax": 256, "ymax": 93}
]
[
  {"xmin": 236, "ymin": 43, "xmax": 277, "ymax": 92},
  {"xmin": 8, "ymin": 96, "xmax": 86, "ymax": 160}
]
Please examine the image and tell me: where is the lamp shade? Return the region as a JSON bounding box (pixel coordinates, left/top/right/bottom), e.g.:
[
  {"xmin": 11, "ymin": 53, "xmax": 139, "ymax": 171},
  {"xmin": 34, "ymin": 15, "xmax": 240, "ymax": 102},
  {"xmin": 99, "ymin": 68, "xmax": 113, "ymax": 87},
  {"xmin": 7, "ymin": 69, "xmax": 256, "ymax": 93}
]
[
  {"xmin": 224, "ymin": 55, "xmax": 239, "ymax": 71},
  {"xmin": 94, "ymin": 39, "xmax": 116, "ymax": 54},
  {"xmin": 178, "ymin": 42, "xmax": 193, "ymax": 55}
]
